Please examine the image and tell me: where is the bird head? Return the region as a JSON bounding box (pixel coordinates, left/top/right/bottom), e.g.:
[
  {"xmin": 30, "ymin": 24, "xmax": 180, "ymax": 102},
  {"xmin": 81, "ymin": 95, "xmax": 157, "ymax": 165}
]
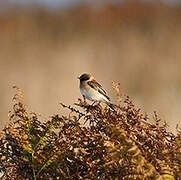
[{"xmin": 78, "ymin": 73, "xmax": 92, "ymax": 82}]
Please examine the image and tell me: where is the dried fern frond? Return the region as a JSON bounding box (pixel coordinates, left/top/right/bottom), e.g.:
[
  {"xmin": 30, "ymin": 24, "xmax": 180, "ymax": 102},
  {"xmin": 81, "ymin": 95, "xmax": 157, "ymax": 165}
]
[{"xmin": 0, "ymin": 86, "xmax": 180, "ymax": 179}]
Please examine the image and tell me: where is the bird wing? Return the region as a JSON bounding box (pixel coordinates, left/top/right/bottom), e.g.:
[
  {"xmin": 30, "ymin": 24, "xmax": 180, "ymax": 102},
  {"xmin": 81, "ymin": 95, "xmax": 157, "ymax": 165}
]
[{"xmin": 87, "ymin": 80, "xmax": 110, "ymax": 101}]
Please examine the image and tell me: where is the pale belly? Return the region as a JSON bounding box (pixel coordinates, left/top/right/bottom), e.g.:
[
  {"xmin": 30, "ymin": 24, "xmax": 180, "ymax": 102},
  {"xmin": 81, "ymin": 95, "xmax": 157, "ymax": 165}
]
[{"xmin": 80, "ymin": 88, "xmax": 109, "ymax": 103}]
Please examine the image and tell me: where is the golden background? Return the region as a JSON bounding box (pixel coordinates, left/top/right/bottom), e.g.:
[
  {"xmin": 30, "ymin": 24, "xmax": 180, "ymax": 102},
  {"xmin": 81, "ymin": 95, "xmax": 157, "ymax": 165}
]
[{"xmin": 1, "ymin": 1, "xmax": 181, "ymax": 132}]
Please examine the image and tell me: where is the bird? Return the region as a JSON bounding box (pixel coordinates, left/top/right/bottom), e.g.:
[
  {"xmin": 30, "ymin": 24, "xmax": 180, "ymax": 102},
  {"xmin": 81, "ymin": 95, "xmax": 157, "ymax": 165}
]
[{"xmin": 78, "ymin": 73, "xmax": 115, "ymax": 110}]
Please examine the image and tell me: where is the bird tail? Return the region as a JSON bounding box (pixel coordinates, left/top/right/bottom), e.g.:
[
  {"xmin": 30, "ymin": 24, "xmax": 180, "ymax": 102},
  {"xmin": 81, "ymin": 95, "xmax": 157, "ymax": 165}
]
[{"xmin": 107, "ymin": 103, "xmax": 116, "ymax": 111}]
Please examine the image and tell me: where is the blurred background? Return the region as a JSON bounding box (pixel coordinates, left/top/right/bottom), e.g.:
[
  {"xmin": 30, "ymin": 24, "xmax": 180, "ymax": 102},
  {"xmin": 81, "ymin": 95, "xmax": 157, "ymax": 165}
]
[{"xmin": 0, "ymin": 0, "xmax": 181, "ymax": 132}]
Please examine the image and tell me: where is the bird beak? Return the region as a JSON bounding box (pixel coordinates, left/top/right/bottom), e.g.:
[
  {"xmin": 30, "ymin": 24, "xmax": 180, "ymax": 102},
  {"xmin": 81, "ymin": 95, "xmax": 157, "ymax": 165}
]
[{"xmin": 77, "ymin": 77, "xmax": 80, "ymax": 79}]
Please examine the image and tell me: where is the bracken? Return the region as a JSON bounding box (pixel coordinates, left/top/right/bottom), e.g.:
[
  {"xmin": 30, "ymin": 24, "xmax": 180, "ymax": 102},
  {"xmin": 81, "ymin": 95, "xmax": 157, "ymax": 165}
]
[{"xmin": 0, "ymin": 85, "xmax": 180, "ymax": 180}]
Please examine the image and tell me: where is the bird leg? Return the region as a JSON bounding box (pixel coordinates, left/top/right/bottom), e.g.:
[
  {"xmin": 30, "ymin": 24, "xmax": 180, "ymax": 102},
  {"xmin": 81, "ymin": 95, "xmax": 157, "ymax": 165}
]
[
  {"xmin": 83, "ymin": 95, "xmax": 86, "ymax": 102},
  {"xmin": 91, "ymin": 101, "xmax": 96, "ymax": 106},
  {"xmin": 91, "ymin": 101, "xmax": 100, "ymax": 106},
  {"xmin": 97, "ymin": 101, "xmax": 101, "ymax": 107}
]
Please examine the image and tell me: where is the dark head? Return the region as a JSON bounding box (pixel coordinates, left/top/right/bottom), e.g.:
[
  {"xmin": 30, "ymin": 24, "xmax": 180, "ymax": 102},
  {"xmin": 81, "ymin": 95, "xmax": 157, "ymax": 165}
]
[{"xmin": 78, "ymin": 73, "xmax": 91, "ymax": 82}]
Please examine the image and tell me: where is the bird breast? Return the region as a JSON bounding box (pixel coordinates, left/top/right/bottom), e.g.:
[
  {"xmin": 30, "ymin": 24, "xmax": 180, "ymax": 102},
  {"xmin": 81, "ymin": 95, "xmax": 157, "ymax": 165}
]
[{"xmin": 80, "ymin": 85, "xmax": 109, "ymax": 103}]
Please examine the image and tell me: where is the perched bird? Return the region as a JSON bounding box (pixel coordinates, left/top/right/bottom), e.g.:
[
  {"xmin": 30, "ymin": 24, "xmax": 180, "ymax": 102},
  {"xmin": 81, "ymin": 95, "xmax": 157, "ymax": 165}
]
[{"xmin": 78, "ymin": 73, "xmax": 115, "ymax": 110}]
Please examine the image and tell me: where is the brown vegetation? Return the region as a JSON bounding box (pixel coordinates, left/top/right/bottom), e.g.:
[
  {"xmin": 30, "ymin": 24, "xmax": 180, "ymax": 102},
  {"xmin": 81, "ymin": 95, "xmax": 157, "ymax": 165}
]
[{"xmin": 0, "ymin": 86, "xmax": 180, "ymax": 179}]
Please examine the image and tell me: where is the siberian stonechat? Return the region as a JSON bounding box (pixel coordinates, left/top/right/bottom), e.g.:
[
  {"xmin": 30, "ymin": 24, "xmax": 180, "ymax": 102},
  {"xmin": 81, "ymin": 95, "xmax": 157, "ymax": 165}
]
[{"xmin": 78, "ymin": 73, "xmax": 115, "ymax": 110}]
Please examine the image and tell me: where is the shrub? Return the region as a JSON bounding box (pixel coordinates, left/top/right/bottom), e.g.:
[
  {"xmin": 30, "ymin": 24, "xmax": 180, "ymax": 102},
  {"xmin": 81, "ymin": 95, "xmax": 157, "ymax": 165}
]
[{"xmin": 0, "ymin": 85, "xmax": 180, "ymax": 179}]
